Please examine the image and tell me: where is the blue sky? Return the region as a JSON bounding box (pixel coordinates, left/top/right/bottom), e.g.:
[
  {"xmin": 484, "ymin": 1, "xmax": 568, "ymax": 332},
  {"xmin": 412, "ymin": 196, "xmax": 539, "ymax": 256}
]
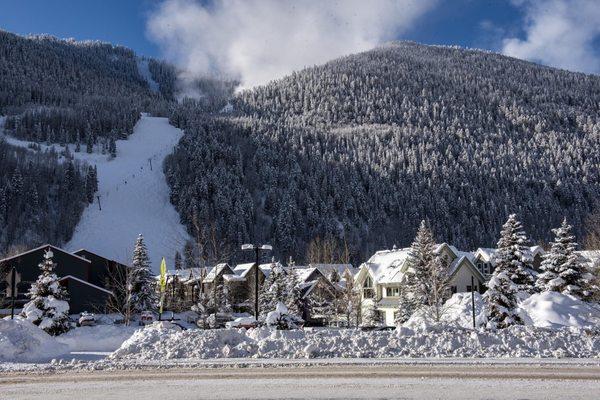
[
  {"xmin": 1, "ymin": 0, "xmax": 598, "ymax": 87},
  {"xmin": 0, "ymin": 0, "xmax": 524, "ymax": 58}
]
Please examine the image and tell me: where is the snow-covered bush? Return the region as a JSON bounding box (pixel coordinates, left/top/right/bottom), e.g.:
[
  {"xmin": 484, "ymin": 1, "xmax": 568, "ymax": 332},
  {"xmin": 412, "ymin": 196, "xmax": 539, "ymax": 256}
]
[
  {"xmin": 265, "ymin": 302, "xmax": 302, "ymax": 330},
  {"xmin": 20, "ymin": 249, "xmax": 70, "ymax": 335}
]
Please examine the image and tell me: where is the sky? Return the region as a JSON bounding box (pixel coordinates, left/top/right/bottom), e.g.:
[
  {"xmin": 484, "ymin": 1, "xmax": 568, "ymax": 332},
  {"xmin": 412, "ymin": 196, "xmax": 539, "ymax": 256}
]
[{"xmin": 1, "ymin": 0, "xmax": 599, "ymax": 88}]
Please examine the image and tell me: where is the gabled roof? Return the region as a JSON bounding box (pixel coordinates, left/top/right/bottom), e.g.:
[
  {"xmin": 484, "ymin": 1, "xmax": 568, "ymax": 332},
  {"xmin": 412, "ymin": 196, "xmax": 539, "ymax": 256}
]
[
  {"xmin": 58, "ymin": 275, "xmax": 114, "ymax": 295},
  {"xmin": 474, "ymin": 246, "xmax": 545, "ymax": 263},
  {"xmin": 203, "ymin": 263, "xmax": 232, "ymax": 283},
  {"xmin": 0, "ymin": 244, "xmax": 92, "ymax": 265},
  {"xmin": 358, "ymin": 247, "xmax": 412, "ymax": 285},
  {"xmin": 448, "ymin": 256, "xmax": 486, "ymax": 283},
  {"xmin": 309, "ymin": 263, "xmax": 357, "ymax": 277},
  {"xmin": 72, "ymin": 248, "xmax": 126, "ymax": 266}
]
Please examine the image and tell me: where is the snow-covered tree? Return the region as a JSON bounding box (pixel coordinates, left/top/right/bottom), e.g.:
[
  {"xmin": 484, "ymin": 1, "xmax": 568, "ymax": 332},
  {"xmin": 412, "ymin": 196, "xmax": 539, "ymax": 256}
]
[
  {"xmin": 536, "ymin": 218, "xmax": 594, "ymax": 300},
  {"xmin": 21, "ymin": 249, "xmax": 70, "ymax": 335},
  {"xmin": 259, "ymin": 266, "xmax": 288, "ymax": 320},
  {"xmin": 395, "ymin": 284, "xmax": 417, "ymax": 324},
  {"xmin": 285, "ymin": 267, "xmax": 304, "ymax": 319},
  {"xmin": 130, "ymin": 234, "xmax": 157, "ymax": 313},
  {"xmin": 484, "ymin": 214, "xmax": 530, "ymax": 329},
  {"xmin": 405, "ymin": 220, "xmax": 437, "ymax": 307},
  {"xmin": 361, "ymin": 300, "xmax": 381, "ymax": 327},
  {"xmin": 495, "ymin": 214, "xmax": 535, "ymax": 293}
]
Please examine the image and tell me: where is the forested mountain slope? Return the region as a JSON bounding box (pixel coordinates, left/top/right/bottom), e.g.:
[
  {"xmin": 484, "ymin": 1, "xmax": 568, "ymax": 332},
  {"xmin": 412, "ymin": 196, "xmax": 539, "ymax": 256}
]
[
  {"xmin": 0, "ymin": 30, "xmax": 175, "ymax": 145},
  {"xmin": 166, "ymin": 42, "xmax": 600, "ymax": 263}
]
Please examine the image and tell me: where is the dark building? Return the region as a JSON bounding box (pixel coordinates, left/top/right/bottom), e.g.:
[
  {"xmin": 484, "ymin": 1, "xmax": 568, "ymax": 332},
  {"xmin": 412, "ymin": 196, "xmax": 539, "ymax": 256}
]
[{"xmin": 0, "ymin": 244, "xmax": 127, "ymax": 314}]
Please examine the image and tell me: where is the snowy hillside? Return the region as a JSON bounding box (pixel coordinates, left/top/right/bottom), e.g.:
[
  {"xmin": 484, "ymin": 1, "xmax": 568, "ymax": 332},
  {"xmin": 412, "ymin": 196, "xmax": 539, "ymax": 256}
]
[{"xmin": 65, "ymin": 115, "xmax": 190, "ymax": 271}]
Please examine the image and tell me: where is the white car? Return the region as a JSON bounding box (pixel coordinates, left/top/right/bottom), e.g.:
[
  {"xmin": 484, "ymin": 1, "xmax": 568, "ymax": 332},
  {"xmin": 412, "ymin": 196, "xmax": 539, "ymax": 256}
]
[
  {"xmin": 226, "ymin": 316, "xmax": 258, "ymax": 329},
  {"xmin": 78, "ymin": 312, "xmax": 96, "ymax": 327}
]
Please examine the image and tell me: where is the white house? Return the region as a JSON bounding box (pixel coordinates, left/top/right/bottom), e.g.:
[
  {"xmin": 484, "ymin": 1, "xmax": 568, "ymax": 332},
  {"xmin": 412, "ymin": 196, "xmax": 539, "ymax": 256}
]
[{"xmin": 354, "ymin": 243, "xmax": 486, "ymax": 327}]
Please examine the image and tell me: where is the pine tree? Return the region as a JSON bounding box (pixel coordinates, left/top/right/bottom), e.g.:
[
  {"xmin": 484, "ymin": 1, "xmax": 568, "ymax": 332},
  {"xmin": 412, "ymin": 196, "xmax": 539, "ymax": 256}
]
[
  {"xmin": 109, "ymin": 137, "xmax": 117, "ymax": 159},
  {"xmin": 285, "ymin": 267, "xmax": 304, "ymax": 319},
  {"xmin": 130, "ymin": 234, "xmax": 157, "ymax": 313},
  {"xmin": 484, "ymin": 214, "xmax": 528, "ymax": 329},
  {"xmin": 20, "ymin": 249, "xmax": 70, "ymax": 335},
  {"xmin": 361, "ymin": 300, "xmax": 381, "ymax": 327},
  {"xmin": 536, "ymin": 218, "xmax": 594, "ymax": 300},
  {"xmin": 395, "ymin": 283, "xmax": 418, "ymax": 324},
  {"xmin": 174, "ymin": 251, "xmax": 182, "ymax": 270},
  {"xmin": 496, "ymin": 214, "xmax": 535, "ymax": 293}
]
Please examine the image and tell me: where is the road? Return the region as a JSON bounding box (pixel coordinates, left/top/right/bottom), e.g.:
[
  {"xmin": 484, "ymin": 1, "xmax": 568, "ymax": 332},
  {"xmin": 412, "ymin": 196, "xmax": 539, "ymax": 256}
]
[{"xmin": 1, "ymin": 362, "xmax": 600, "ymax": 400}]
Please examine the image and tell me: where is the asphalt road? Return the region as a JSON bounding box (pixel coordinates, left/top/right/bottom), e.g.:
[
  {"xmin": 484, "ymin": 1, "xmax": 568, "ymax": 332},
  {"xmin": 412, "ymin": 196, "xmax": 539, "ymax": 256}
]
[{"xmin": 1, "ymin": 363, "xmax": 600, "ymax": 400}]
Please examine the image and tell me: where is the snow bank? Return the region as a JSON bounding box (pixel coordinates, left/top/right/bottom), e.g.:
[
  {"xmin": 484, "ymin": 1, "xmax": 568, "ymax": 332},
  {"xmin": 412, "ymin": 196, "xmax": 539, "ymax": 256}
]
[
  {"xmin": 110, "ymin": 323, "xmax": 600, "ymax": 361},
  {"xmin": 404, "ymin": 292, "xmax": 486, "ymax": 330},
  {"xmin": 519, "ymin": 292, "xmax": 600, "ymax": 328},
  {"xmin": 0, "ymin": 318, "xmax": 68, "ymax": 363},
  {"xmin": 57, "ymin": 325, "xmax": 140, "ymax": 352}
]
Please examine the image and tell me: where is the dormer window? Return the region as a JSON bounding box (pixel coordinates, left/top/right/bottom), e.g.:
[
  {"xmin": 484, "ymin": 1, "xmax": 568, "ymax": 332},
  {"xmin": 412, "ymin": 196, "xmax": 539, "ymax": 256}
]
[{"xmin": 362, "ymin": 276, "xmax": 374, "ymax": 298}]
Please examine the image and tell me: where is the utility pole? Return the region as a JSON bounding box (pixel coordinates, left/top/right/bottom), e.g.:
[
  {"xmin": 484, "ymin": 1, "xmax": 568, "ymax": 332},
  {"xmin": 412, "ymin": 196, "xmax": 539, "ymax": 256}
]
[
  {"xmin": 471, "ymin": 275, "xmax": 476, "ymax": 329},
  {"xmin": 148, "ymin": 158, "xmax": 153, "ymax": 171},
  {"xmin": 10, "ymin": 266, "xmax": 16, "ymax": 320},
  {"xmin": 241, "ymin": 244, "xmax": 272, "ymax": 320},
  {"xmin": 97, "ymin": 195, "xmax": 102, "ymax": 211}
]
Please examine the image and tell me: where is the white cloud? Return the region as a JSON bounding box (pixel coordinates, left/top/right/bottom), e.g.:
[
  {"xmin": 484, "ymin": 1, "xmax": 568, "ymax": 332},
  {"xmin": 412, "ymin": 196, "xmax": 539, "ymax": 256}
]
[
  {"xmin": 146, "ymin": 0, "xmax": 436, "ymax": 91},
  {"xmin": 502, "ymin": 0, "xmax": 600, "ymax": 74}
]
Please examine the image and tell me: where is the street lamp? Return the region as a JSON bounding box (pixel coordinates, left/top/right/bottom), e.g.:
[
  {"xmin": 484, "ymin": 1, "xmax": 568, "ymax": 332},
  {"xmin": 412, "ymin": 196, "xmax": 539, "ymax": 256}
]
[{"xmin": 241, "ymin": 244, "xmax": 272, "ymax": 320}]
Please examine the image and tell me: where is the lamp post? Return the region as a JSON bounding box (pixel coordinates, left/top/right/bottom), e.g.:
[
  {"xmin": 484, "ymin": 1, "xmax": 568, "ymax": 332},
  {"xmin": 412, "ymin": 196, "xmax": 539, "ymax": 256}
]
[
  {"xmin": 10, "ymin": 267, "xmax": 16, "ymax": 320},
  {"xmin": 241, "ymin": 244, "xmax": 272, "ymax": 320}
]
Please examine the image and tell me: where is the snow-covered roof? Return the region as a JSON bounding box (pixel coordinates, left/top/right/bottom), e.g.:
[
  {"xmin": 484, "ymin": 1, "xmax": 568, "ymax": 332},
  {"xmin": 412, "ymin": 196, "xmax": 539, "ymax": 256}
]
[
  {"xmin": 0, "ymin": 244, "xmax": 92, "ymax": 265},
  {"xmin": 577, "ymin": 250, "xmax": 600, "ymax": 268},
  {"xmin": 361, "ymin": 247, "xmax": 412, "ymax": 284},
  {"xmin": 474, "ymin": 246, "xmax": 545, "ymax": 263},
  {"xmin": 203, "ymin": 263, "xmax": 231, "ymax": 283},
  {"xmin": 291, "ymin": 267, "xmax": 318, "ymax": 283},
  {"xmin": 309, "ymin": 263, "xmax": 357, "ymax": 278}
]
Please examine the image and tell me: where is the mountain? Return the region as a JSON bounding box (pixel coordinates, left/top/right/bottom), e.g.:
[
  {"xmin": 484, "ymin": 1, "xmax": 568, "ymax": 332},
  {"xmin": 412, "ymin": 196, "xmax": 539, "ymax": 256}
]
[
  {"xmin": 0, "ymin": 31, "xmax": 179, "ymax": 255},
  {"xmin": 165, "ymin": 41, "xmax": 600, "ymax": 264},
  {"xmin": 0, "ymin": 30, "xmax": 176, "ymax": 144}
]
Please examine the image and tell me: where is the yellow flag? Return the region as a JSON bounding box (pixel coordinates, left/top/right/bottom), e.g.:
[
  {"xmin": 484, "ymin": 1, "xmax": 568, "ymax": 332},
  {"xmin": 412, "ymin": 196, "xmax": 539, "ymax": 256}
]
[{"xmin": 159, "ymin": 257, "xmax": 167, "ymax": 292}]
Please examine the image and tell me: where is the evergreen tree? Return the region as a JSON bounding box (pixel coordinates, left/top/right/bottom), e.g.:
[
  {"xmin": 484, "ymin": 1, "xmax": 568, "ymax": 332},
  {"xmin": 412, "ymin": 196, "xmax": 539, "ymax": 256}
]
[
  {"xmin": 174, "ymin": 251, "xmax": 182, "ymax": 270},
  {"xmin": 484, "ymin": 214, "xmax": 528, "ymax": 329},
  {"xmin": 496, "ymin": 214, "xmax": 535, "ymax": 294},
  {"xmin": 406, "ymin": 220, "xmax": 437, "ymax": 307},
  {"xmin": 395, "ymin": 284, "xmax": 418, "ymax": 324},
  {"xmin": 20, "ymin": 249, "xmax": 70, "ymax": 335},
  {"xmin": 285, "ymin": 267, "xmax": 303, "ymax": 319},
  {"xmin": 109, "ymin": 137, "xmax": 117, "ymax": 159},
  {"xmin": 536, "ymin": 218, "xmax": 594, "ymax": 300},
  {"xmin": 130, "ymin": 234, "xmax": 157, "ymax": 313},
  {"xmin": 361, "ymin": 300, "xmax": 381, "ymax": 327}
]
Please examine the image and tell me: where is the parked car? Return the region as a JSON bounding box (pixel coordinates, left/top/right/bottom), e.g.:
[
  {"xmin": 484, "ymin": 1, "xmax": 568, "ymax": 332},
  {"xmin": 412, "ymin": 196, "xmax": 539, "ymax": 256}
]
[
  {"xmin": 226, "ymin": 316, "xmax": 258, "ymax": 329},
  {"xmin": 139, "ymin": 311, "xmax": 155, "ymax": 326},
  {"xmin": 77, "ymin": 312, "xmax": 96, "ymax": 327}
]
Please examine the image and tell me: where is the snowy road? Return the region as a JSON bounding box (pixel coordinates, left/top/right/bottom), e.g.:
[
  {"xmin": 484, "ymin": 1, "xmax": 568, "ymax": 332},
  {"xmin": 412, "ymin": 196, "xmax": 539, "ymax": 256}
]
[{"xmin": 1, "ymin": 363, "xmax": 600, "ymax": 399}]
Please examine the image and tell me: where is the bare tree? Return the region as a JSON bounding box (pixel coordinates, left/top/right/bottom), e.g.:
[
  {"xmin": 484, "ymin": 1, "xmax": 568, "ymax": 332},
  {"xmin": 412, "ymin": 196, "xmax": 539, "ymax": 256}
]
[
  {"xmin": 104, "ymin": 264, "xmax": 133, "ymax": 325},
  {"xmin": 306, "ymin": 236, "xmax": 354, "ymax": 265}
]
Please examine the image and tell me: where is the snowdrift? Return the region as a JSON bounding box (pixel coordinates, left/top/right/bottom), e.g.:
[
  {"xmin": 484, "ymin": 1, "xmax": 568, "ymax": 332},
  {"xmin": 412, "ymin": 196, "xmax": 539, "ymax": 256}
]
[
  {"xmin": 111, "ymin": 322, "xmax": 600, "ymax": 361},
  {"xmin": 56, "ymin": 325, "xmax": 140, "ymax": 352},
  {"xmin": 0, "ymin": 318, "xmax": 68, "ymax": 363},
  {"xmin": 519, "ymin": 292, "xmax": 600, "ymax": 329}
]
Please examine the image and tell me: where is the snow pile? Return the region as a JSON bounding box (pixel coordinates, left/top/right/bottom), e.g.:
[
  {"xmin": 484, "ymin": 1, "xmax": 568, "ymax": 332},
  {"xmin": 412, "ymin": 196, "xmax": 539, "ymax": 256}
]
[
  {"xmin": 519, "ymin": 292, "xmax": 600, "ymax": 329},
  {"xmin": 110, "ymin": 323, "xmax": 600, "ymax": 361},
  {"xmin": 57, "ymin": 324, "xmax": 140, "ymax": 352},
  {"xmin": 404, "ymin": 292, "xmax": 486, "ymax": 330},
  {"xmin": 0, "ymin": 318, "xmax": 68, "ymax": 363}
]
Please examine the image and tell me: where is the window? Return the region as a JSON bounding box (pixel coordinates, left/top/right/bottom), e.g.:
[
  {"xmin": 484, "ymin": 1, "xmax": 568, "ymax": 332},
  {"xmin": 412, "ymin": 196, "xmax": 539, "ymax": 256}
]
[
  {"xmin": 362, "ymin": 276, "xmax": 375, "ymax": 298},
  {"xmin": 450, "ymin": 286, "xmax": 457, "ymax": 294},
  {"xmin": 466, "ymin": 285, "xmax": 472, "ymax": 292},
  {"xmin": 386, "ymin": 287, "xmax": 400, "ymax": 297}
]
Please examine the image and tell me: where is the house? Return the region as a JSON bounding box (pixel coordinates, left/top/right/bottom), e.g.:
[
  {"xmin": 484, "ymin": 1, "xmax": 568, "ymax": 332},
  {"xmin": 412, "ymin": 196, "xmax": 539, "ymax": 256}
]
[
  {"xmin": 0, "ymin": 244, "xmax": 122, "ymax": 314},
  {"xmin": 354, "ymin": 243, "xmax": 486, "ymax": 327},
  {"xmin": 473, "ymin": 246, "xmax": 545, "ymax": 277},
  {"xmin": 308, "ymin": 263, "xmax": 358, "ymax": 287},
  {"xmin": 290, "ymin": 266, "xmax": 342, "ymax": 325}
]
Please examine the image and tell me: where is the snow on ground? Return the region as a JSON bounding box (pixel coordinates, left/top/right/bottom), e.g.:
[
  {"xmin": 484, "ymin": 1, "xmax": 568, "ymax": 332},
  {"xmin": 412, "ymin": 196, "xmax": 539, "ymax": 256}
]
[
  {"xmin": 56, "ymin": 325, "xmax": 139, "ymax": 352},
  {"xmin": 519, "ymin": 292, "xmax": 600, "ymax": 328},
  {"xmin": 0, "ymin": 319, "xmax": 68, "ymax": 363},
  {"xmin": 1, "ymin": 114, "xmax": 190, "ymax": 270},
  {"xmin": 136, "ymin": 58, "xmax": 159, "ymax": 93},
  {"xmin": 109, "ymin": 321, "xmax": 600, "ymax": 361},
  {"xmin": 65, "ymin": 115, "xmax": 190, "ymax": 270}
]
